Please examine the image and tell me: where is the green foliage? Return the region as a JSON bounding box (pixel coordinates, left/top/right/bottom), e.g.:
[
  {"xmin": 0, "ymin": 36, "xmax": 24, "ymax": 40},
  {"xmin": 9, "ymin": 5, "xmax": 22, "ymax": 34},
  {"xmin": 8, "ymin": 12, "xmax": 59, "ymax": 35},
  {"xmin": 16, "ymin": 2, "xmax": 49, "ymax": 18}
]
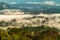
[{"xmin": 0, "ymin": 26, "xmax": 60, "ymax": 40}]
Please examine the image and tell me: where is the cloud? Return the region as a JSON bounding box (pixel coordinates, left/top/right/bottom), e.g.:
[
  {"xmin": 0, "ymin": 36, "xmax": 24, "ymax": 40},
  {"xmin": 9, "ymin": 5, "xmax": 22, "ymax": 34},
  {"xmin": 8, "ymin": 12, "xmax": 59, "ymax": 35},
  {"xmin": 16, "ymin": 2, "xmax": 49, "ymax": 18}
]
[
  {"xmin": 25, "ymin": 2, "xmax": 42, "ymax": 4},
  {"xmin": 9, "ymin": 1, "xmax": 60, "ymax": 6},
  {"xmin": 55, "ymin": 4, "xmax": 60, "ymax": 6},
  {"xmin": 25, "ymin": 1, "xmax": 56, "ymax": 5},
  {"xmin": 9, "ymin": 2, "xmax": 17, "ymax": 4},
  {"xmin": 44, "ymin": 1, "xmax": 60, "ymax": 6},
  {"xmin": 44, "ymin": 1, "xmax": 56, "ymax": 5},
  {"xmin": 25, "ymin": 1, "xmax": 59, "ymax": 6}
]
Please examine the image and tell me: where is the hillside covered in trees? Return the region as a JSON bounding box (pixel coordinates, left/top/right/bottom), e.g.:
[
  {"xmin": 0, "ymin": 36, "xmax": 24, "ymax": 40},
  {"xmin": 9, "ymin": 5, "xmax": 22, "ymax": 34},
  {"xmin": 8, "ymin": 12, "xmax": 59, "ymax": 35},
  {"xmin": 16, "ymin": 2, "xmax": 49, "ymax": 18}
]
[{"xmin": 0, "ymin": 25, "xmax": 60, "ymax": 40}]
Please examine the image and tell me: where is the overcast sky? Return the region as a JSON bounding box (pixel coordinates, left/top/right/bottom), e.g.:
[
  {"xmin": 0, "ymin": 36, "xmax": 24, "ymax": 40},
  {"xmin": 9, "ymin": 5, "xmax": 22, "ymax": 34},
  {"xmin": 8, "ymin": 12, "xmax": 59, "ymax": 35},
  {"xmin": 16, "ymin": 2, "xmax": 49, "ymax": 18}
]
[{"xmin": 0, "ymin": 0, "xmax": 60, "ymax": 4}]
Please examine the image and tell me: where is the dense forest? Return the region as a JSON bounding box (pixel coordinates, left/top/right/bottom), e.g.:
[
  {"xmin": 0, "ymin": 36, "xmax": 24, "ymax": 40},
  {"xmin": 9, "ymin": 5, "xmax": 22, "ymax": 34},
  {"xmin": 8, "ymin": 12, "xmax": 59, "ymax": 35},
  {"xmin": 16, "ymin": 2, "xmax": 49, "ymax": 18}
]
[{"xmin": 0, "ymin": 25, "xmax": 60, "ymax": 40}]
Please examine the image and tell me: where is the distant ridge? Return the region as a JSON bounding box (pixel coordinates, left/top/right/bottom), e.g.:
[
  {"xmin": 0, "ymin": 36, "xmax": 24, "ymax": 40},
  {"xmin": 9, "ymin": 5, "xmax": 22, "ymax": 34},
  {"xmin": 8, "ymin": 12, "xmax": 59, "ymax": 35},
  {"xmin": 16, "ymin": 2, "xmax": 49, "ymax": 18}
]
[
  {"xmin": 0, "ymin": 2, "xmax": 11, "ymax": 10},
  {"xmin": 0, "ymin": 2, "xmax": 60, "ymax": 14}
]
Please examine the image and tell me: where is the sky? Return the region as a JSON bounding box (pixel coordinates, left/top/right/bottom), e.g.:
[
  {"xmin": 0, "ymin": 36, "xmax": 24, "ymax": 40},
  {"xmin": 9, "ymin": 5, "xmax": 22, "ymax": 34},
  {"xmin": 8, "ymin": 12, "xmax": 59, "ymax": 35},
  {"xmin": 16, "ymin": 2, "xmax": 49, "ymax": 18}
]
[{"xmin": 0, "ymin": 0, "xmax": 60, "ymax": 4}]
